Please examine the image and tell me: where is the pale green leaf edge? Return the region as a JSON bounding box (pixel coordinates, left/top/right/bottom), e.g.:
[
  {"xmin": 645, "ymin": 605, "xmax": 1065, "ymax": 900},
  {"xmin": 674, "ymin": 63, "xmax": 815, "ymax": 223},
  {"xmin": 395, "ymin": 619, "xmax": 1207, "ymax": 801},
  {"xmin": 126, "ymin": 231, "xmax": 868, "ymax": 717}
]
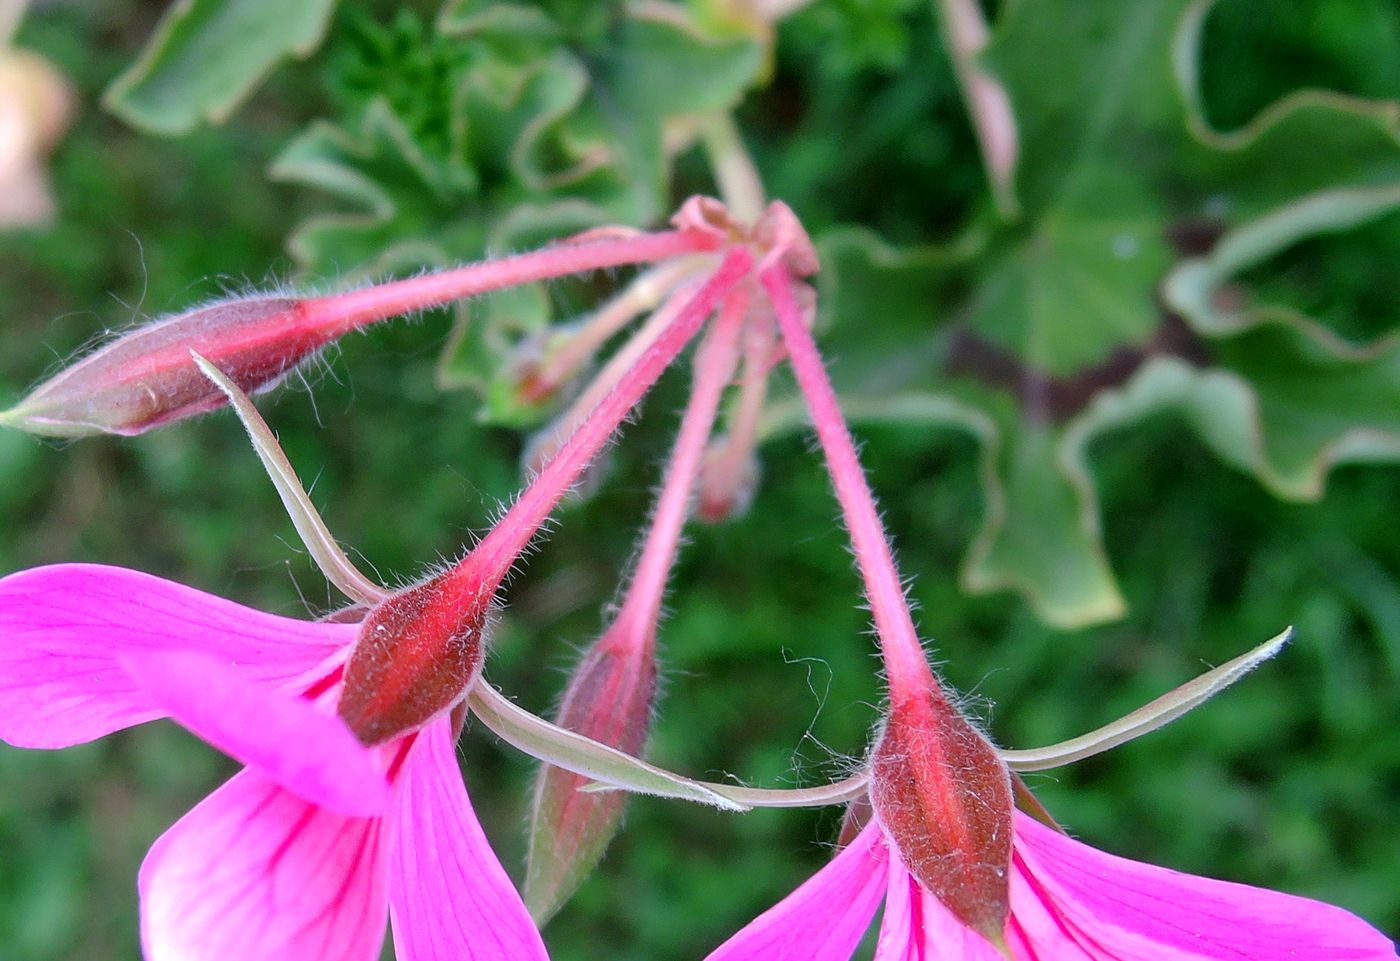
[
  {"xmin": 1161, "ymin": 184, "xmax": 1400, "ymax": 500},
  {"xmin": 760, "ymin": 4, "xmax": 1400, "ymax": 629},
  {"xmin": 104, "ymin": 0, "xmax": 338, "ymax": 135}
]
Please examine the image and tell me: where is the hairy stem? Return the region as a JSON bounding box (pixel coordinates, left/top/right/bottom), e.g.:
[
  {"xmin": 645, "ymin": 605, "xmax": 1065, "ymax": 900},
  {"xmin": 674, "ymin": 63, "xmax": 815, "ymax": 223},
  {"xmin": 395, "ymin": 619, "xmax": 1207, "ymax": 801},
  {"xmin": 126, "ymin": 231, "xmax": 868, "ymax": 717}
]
[
  {"xmin": 700, "ymin": 113, "xmax": 766, "ymax": 226},
  {"xmin": 610, "ymin": 288, "xmax": 747, "ymax": 650},
  {"xmin": 304, "ymin": 229, "xmax": 720, "ymax": 334},
  {"xmin": 529, "ymin": 257, "xmax": 706, "ymax": 399},
  {"xmin": 762, "ymin": 266, "xmax": 936, "ymax": 700},
  {"xmin": 701, "ymin": 317, "xmax": 773, "ymax": 518},
  {"xmin": 462, "ymin": 249, "xmax": 754, "ymax": 594}
]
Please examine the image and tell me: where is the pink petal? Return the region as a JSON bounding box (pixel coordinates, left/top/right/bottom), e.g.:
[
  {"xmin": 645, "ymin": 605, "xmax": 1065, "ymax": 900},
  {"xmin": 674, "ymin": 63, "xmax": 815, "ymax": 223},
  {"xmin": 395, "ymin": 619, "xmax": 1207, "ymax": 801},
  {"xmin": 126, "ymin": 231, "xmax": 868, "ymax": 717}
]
[
  {"xmin": 873, "ymin": 847, "xmax": 1006, "ymax": 961},
  {"xmin": 0, "ymin": 563, "xmax": 353, "ymax": 748},
  {"xmin": 872, "ymin": 860, "xmax": 924, "ymax": 961},
  {"xmin": 123, "ymin": 650, "xmax": 389, "ymax": 817},
  {"xmin": 388, "ymin": 719, "xmax": 549, "ymax": 961},
  {"xmin": 139, "ymin": 767, "xmax": 388, "ymax": 961},
  {"xmin": 1012, "ymin": 811, "xmax": 1398, "ymax": 960},
  {"xmin": 705, "ymin": 820, "xmax": 889, "ymax": 961},
  {"xmin": 1005, "ymin": 855, "xmax": 1097, "ymax": 961}
]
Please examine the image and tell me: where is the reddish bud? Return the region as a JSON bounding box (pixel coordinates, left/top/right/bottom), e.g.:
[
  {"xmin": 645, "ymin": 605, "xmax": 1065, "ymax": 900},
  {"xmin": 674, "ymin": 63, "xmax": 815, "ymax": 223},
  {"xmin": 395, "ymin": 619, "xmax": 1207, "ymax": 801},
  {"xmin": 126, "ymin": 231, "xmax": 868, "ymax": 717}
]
[
  {"xmin": 869, "ymin": 688, "xmax": 1013, "ymax": 944},
  {"xmin": 525, "ymin": 630, "xmax": 658, "ymax": 921},
  {"xmin": 696, "ymin": 438, "xmax": 761, "ymax": 523},
  {"xmin": 337, "ymin": 570, "xmax": 491, "ymax": 746},
  {"xmin": 2, "ymin": 297, "xmax": 334, "ymax": 437}
]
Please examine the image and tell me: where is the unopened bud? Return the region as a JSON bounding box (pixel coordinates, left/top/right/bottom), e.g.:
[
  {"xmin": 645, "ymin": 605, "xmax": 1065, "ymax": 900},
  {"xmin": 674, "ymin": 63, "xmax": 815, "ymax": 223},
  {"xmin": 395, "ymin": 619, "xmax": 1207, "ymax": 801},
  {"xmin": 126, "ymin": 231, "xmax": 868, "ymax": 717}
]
[
  {"xmin": 2, "ymin": 297, "xmax": 329, "ymax": 437},
  {"xmin": 697, "ymin": 437, "xmax": 761, "ymax": 523},
  {"xmin": 525, "ymin": 632, "xmax": 658, "ymax": 922},
  {"xmin": 337, "ymin": 570, "xmax": 491, "ymax": 746},
  {"xmin": 482, "ymin": 327, "xmax": 579, "ymax": 428},
  {"xmin": 869, "ymin": 689, "xmax": 1013, "ymax": 945}
]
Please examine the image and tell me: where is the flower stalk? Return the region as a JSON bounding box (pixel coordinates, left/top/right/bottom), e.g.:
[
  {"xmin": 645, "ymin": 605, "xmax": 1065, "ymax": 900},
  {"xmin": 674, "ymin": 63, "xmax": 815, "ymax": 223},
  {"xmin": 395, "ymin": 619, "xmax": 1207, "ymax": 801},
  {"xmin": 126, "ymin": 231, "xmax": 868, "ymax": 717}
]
[
  {"xmin": 525, "ymin": 286, "xmax": 747, "ymax": 921},
  {"xmin": 2, "ymin": 227, "xmax": 721, "ymax": 437}
]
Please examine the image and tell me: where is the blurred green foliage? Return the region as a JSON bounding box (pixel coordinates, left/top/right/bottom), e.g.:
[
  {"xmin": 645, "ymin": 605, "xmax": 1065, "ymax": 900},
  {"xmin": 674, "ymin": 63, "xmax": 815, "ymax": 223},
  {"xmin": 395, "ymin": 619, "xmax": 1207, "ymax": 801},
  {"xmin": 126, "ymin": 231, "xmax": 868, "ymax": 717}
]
[{"xmin": 1, "ymin": 1, "xmax": 1398, "ymax": 960}]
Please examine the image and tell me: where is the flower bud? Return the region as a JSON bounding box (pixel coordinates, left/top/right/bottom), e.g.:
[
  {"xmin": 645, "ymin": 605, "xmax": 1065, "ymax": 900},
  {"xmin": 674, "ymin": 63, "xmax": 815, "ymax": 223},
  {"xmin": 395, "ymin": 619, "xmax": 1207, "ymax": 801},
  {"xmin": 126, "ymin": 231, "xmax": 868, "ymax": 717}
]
[
  {"xmin": 524, "ymin": 631, "xmax": 658, "ymax": 922},
  {"xmin": 696, "ymin": 437, "xmax": 761, "ymax": 523},
  {"xmin": 337, "ymin": 570, "xmax": 491, "ymax": 746},
  {"xmin": 869, "ymin": 688, "xmax": 1013, "ymax": 944},
  {"xmin": 1, "ymin": 296, "xmax": 331, "ymax": 437}
]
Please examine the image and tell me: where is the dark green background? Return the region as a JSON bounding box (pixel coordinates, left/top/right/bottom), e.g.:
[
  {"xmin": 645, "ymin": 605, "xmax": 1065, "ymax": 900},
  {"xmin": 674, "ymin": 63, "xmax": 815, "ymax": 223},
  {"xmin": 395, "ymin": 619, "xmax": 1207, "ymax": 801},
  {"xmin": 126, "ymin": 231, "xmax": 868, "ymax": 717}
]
[{"xmin": 1, "ymin": 2, "xmax": 1397, "ymax": 959}]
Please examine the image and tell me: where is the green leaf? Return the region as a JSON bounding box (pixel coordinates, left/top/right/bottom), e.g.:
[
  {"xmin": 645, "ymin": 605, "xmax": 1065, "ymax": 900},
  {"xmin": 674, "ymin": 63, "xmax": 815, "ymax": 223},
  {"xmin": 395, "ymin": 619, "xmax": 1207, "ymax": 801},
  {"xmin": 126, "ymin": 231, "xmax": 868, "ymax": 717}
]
[
  {"xmin": 104, "ymin": 0, "xmax": 338, "ymax": 134},
  {"xmin": 1162, "ymin": 186, "xmax": 1400, "ymax": 497},
  {"xmin": 273, "ymin": 3, "xmax": 764, "ymax": 424},
  {"xmin": 780, "ymin": 0, "xmax": 1400, "ymax": 627}
]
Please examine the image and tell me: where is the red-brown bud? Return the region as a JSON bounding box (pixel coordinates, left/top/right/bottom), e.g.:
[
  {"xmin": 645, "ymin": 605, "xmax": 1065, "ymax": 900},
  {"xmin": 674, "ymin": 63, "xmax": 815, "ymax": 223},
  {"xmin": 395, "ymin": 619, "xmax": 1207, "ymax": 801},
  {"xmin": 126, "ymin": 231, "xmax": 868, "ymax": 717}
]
[
  {"xmin": 337, "ymin": 570, "xmax": 491, "ymax": 746},
  {"xmin": 2, "ymin": 296, "xmax": 331, "ymax": 437},
  {"xmin": 525, "ymin": 632, "xmax": 658, "ymax": 921},
  {"xmin": 869, "ymin": 688, "xmax": 1013, "ymax": 944}
]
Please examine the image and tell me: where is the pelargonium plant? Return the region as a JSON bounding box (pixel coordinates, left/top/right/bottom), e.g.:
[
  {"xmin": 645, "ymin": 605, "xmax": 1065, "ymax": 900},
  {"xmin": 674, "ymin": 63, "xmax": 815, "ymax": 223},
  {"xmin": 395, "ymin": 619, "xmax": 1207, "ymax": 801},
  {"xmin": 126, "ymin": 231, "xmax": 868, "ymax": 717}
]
[
  {"xmin": 2, "ymin": 195, "xmax": 1396, "ymax": 959},
  {"xmin": 2, "ymin": 2, "xmax": 1399, "ymax": 960}
]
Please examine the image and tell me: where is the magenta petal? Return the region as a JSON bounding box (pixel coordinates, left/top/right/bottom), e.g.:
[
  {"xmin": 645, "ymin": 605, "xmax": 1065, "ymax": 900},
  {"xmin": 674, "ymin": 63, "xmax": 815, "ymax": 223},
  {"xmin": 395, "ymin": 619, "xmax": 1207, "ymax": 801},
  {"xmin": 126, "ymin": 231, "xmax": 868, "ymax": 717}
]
[
  {"xmin": 873, "ymin": 854, "xmax": 1005, "ymax": 961},
  {"xmin": 123, "ymin": 650, "xmax": 389, "ymax": 817},
  {"xmin": 872, "ymin": 860, "xmax": 922, "ymax": 961},
  {"xmin": 705, "ymin": 820, "xmax": 888, "ymax": 961},
  {"xmin": 139, "ymin": 767, "xmax": 388, "ymax": 961},
  {"xmin": 1012, "ymin": 811, "xmax": 1399, "ymax": 960},
  {"xmin": 388, "ymin": 719, "xmax": 549, "ymax": 961},
  {"xmin": 0, "ymin": 563, "xmax": 354, "ymax": 748}
]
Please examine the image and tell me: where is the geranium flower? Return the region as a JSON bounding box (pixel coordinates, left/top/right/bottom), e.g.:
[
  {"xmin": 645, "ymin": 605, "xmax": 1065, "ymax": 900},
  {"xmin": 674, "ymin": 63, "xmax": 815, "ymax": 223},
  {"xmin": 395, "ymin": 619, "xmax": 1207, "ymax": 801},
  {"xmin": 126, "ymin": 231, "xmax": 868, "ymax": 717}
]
[
  {"xmin": 719, "ymin": 266, "xmax": 1399, "ymax": 961},
  {"xmin": 0, "ymin": 563, "xmax": 547, "ymax": 961},
  {"xmin": 707, "ymin": 807, "xmax": 1397, "ymax": 960},
  {"xmin": 0, "ymin": 239, "xmax": 758, "ymax": 960}
]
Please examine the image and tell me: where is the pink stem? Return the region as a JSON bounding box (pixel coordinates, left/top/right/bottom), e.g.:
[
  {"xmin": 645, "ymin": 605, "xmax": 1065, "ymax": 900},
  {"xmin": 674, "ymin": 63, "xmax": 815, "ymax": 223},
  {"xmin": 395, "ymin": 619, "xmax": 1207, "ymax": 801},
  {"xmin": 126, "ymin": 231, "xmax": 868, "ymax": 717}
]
[
  {"xmin": 461, "ymin": 248, "xmax": 754, "ymax": 594},
  {"xmin": 303, "ymin": 230, "xmax": 720, "ymax": 334},
  {"xmin": 760, "ymin": 266, "xmax": 936, "ymax": 700},
  {"xmin": 699, "ymin": 318, "xmax": 772, "ymax": 517},
  {"xmin": 609, "ymin": 287, "xmax": 747, "ymax": 652},
  {"xmin": 523, "ymin": 278, "xmax": 701, "ymax": 475},
  {"xmin": 531, "ymin": 257, "xmax": 704, "ymax": 397}
]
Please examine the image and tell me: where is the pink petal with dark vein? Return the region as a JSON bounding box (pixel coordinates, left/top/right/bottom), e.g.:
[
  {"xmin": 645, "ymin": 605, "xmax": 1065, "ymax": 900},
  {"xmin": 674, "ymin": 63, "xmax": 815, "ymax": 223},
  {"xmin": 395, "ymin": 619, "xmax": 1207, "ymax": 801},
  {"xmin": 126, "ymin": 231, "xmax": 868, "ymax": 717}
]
[
  {"xmin": 873, "ymin": 851, "xmax": 1005, "ymax": 961},
  {"xmin": 139, "ymin": 767, "xmax": 388, "ymax": 961},
  {"xmin": 388, "ymin": 718, "xmax": 549, "ymax": 960},
  {"xmin": 1011, "ymin": 811, "xmax": 1398, "ymax": 960},
  {"xmin": 0, "ymin": 564, "xmax": 353, "ymax": 748},
  {"xmin": 124, "ymin": 649, "xmax": 388, "ymax": 817}
]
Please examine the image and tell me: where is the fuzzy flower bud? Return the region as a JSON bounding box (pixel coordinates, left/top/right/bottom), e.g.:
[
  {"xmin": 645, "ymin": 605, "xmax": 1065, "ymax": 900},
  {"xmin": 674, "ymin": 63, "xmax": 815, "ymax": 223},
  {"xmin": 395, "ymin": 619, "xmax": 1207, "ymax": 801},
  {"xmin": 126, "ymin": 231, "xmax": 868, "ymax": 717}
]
[
  {"xmin": 869, "ymin": 687, "xmax": 1014, "ymax": 945},
  {"xmin": 696, "ymin": 438, "xmax": 761, "ymax": 523},
  {"xmin": 4, "ymin": 225, "xmax": 724, "ymax": 437},
  {"xmin": 1, "ymin": 296, "xmax": 330, "ymax": 437},
  {"xmin": 337, "ymin": 569, "xmax": 492, "ymax": 746},
  {"xmin": 525, "ymin": 630, "xmax": 658, "ymax": 921}
]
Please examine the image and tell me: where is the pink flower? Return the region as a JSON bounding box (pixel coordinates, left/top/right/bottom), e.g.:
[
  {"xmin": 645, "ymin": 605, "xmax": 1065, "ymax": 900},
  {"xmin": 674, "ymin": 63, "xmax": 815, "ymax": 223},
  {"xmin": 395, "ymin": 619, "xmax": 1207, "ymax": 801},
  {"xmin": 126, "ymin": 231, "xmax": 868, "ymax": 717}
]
[
  {"xmin": 707, "ymin": 809, "xmax": 1397, "ymax": 960},
  {"xmin": 0, "ymin": 236, "xmax": 759, "ymax": 959},
  {"xmin": 746, "ymin": 260, "xmax": 1398, "ymax": 961},
  {"xmin": 0, "ymin": 563, "xmax": 548, "ymax": 961}
]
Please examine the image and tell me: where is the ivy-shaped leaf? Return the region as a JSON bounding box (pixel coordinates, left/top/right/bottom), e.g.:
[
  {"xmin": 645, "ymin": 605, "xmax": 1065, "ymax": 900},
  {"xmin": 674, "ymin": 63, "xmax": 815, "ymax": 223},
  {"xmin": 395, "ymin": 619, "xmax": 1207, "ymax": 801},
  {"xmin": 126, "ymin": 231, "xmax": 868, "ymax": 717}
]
[
  {"xmin": 271, "ymin": 1, "xmax": 763, "ymax": 423},
  {"xmin": 781, "ymin": 0, "xmax": 1400, "ymax": 628},
  {"xmin": 104, "ymin": 0, "xmax": 338, "ymax": 134}
]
